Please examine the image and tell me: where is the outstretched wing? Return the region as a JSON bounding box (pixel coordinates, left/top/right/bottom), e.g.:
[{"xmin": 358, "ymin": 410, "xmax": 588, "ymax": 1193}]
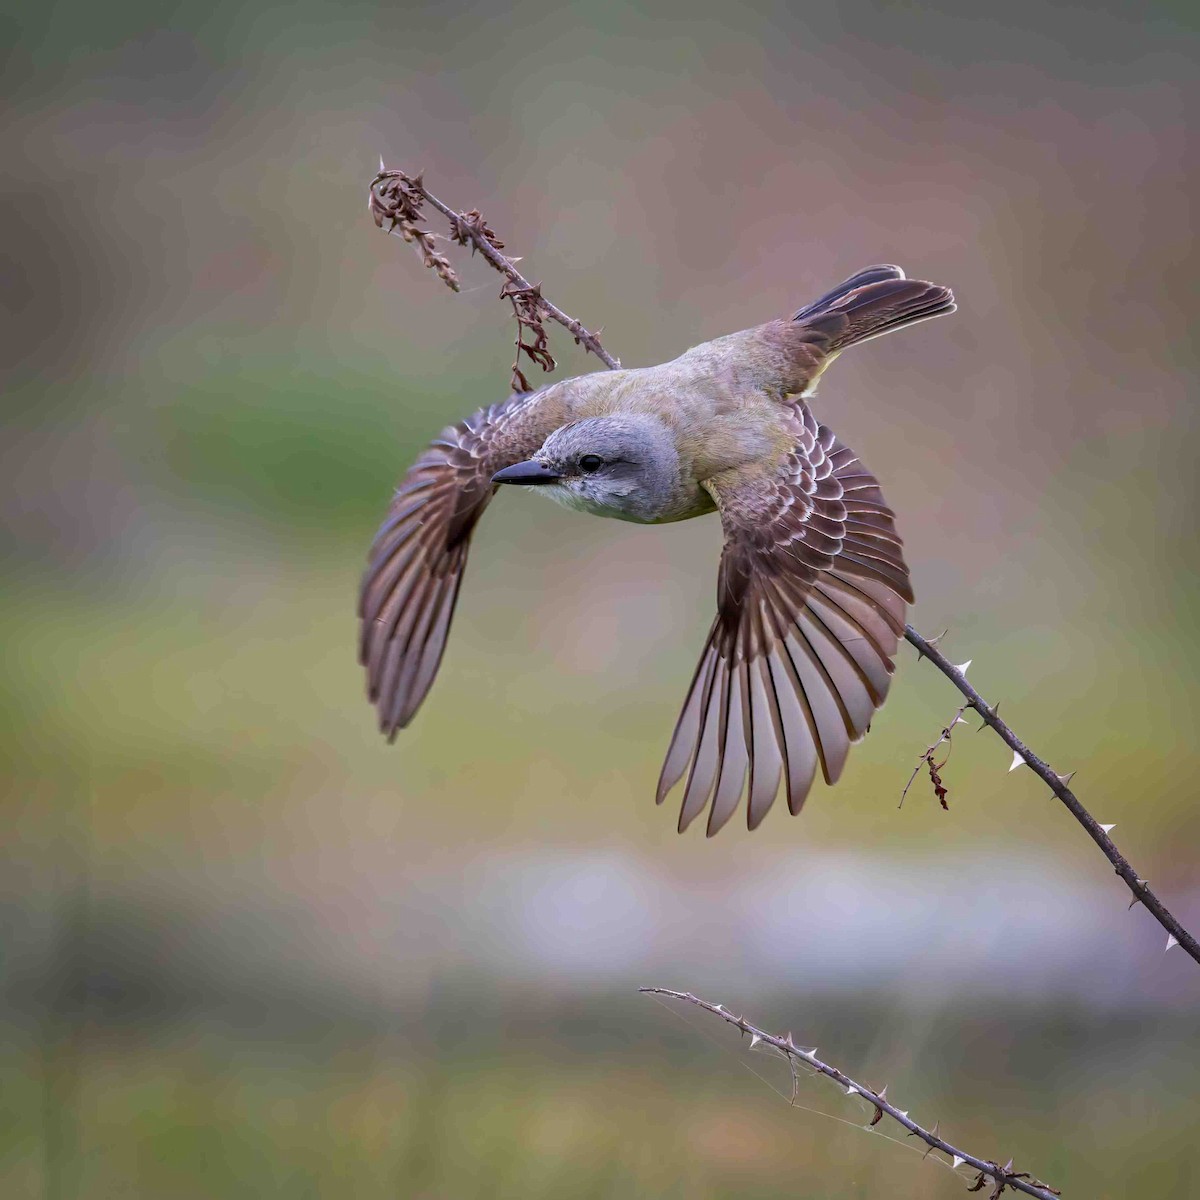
[
  {"xmin": 358, "ymin": 391, "xmax": 558, "ymax": 738},
  {"xmin": 657, "ymin": 403, "xmax": 913, "ymax": 835}
]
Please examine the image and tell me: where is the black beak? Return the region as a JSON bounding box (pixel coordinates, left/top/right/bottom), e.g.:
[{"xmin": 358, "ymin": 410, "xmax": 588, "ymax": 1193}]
[{"xmin": 492, "ymin": 460, "xmax": 561, "ymax": 486}]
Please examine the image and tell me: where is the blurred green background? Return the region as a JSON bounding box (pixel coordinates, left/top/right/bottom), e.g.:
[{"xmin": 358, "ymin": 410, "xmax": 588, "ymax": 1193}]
[{"xmin": 4, "ymin": 1, "xmax": 1198, "ymax": 1197}]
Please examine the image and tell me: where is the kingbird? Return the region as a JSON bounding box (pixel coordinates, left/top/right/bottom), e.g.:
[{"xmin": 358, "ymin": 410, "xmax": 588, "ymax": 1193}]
[{"xmin": 359, "ymin": 266, "xmax": 955, "ymax": 834}]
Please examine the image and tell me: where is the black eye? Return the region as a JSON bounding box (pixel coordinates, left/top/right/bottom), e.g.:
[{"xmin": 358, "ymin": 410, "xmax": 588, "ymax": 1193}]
[{"xmin": 579, "ymin": 454, "xmax": 604, "ymax": 473}]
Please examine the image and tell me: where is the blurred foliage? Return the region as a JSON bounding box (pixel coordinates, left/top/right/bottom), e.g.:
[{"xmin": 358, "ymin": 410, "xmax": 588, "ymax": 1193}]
[{"xmin": 145, "ymin": 359, "xmax": 429, "ymax": 534}]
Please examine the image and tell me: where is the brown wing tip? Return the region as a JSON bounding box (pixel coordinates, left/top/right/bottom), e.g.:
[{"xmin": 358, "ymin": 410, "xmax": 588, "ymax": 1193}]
[
  {"xmin": 654, "ymin": 771, "xmax": 674, "ymax": 807},
  {"xmin": 746, "ymin": 806, "xmax": 770, "ymax": 833}
]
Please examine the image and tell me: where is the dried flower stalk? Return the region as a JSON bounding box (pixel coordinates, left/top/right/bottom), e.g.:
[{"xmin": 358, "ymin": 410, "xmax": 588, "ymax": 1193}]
[{"xmin": 370, "ymin": 165, "xmax": 620, "ymax": 392}]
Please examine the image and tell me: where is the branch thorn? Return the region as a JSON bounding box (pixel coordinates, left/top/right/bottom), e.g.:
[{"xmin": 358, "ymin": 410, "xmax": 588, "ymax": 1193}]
[
  {"xmin": 914, "ymin": 628, "xmax": 948, "ymax": 661},
  {"xmin": 920, "ymin": 1121, "xmax": 941, "ymax": 1158}
]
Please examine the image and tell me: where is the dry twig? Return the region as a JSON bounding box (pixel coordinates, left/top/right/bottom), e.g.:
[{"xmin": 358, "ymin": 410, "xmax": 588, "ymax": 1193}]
[
  {"xmin": 900, "ymin": 702, "xmax": 970, "ymax": 809},
  {"xmin": 367, "ymin": 163, "xmax": 1199, "ymax": 968},
  {"xmin": 369, "ymin": 164, "xmax": 620, "ymax": 392},
  {"xmin": 641, "ymin": 989, "xmax": 1061, "ymax": 1200},
  {"xmin": 367, "ymin": 168, "xmax": 461, "ymax": 291}
]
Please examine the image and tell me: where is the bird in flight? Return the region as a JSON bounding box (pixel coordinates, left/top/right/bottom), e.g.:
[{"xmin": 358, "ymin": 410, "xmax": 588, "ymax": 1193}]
[{"xmin": 359, "ymin": 266, "xmax": 955, "ymax": 834}]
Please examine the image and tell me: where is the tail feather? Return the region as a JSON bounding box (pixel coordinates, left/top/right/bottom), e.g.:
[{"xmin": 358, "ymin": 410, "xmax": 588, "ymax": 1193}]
[
  {"xmin": 793, "ymin": 265, "xmax": 956, "ymax": 355},
  {"xmin": 792, "ymin": 265, "xmax": 907, "ymax": 321}
]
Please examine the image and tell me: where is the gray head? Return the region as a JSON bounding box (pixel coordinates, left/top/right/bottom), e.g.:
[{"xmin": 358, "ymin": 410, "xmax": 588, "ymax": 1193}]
[{"xmin": 492, "ymin": 414, "xmax": 680, "ymax": 524}]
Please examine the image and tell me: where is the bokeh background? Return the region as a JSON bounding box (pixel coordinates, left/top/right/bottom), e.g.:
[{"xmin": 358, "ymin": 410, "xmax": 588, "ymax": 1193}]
[{"xmin": 4, "ymin": 1, "xmax": 1198, "ymax": 1196}]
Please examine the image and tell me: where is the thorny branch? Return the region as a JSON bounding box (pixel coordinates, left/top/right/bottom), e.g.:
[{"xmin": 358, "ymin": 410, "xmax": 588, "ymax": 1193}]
[
  {"xmin": 367, "ymin": 163, "xmax": 1199, "ymax": 968},
  {"xmin": 904, "ymin": 627, "xmax": 1200, "ymax": 965},
  {"xmin": 369, "ymin": 164, "xmax": 621, "ymax": 392},
  {"xmin": 641, "ymin": 989, "xmax": 1061, "ymax": 1200}
]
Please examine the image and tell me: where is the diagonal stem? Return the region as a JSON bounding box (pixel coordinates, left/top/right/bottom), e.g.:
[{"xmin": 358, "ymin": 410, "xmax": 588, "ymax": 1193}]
[
  {"xmin": 641, "ymin": 988, "xmax": 1061, "ymax": 1200},
  {"xmin": 903, "ymin": 625, "xmax": 1198, "ymax": 965}
]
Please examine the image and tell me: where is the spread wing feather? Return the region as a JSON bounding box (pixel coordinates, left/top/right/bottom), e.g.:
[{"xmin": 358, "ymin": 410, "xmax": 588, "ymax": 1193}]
[
  {"xmin": 657, "ymin": 403, "xmax": 912, "ymax": 834},
  {"xmin": 358, "ymin": 392, "xmax": 555, "ymax": 737}
]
